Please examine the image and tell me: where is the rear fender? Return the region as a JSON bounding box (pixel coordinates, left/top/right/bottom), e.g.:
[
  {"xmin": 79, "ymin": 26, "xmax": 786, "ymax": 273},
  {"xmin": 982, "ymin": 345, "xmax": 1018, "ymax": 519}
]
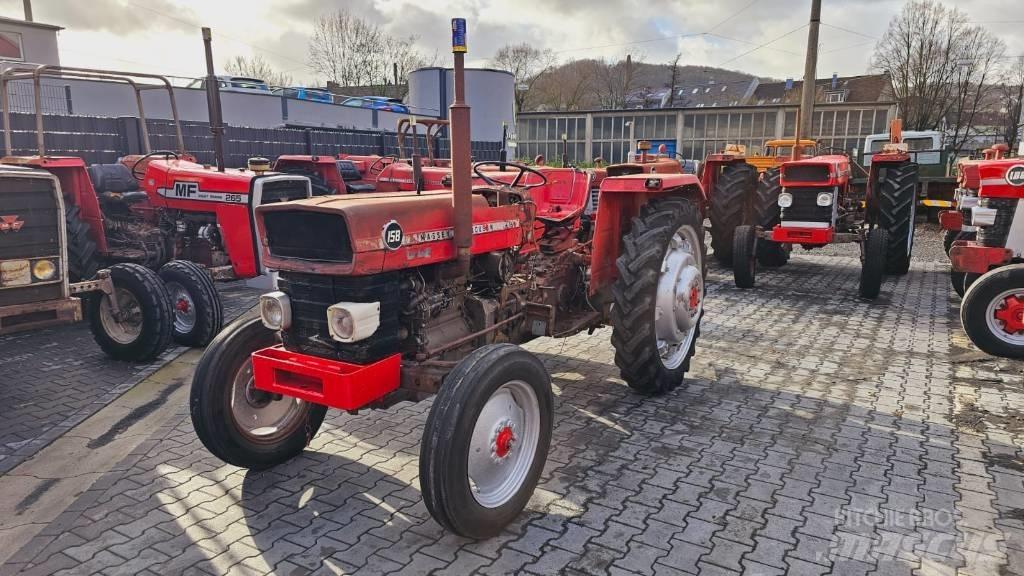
[{"xmin": 589, "ymin": 174, "xmax": 705, "ymax": 295}]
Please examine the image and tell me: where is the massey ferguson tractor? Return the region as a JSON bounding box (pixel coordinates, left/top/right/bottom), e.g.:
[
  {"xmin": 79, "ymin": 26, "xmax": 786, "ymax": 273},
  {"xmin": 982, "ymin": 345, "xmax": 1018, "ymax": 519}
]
[
  {"xmin": 0, "ymin": 164, "xmax": 172, "ymax": 361},
  {"xmin": 191, "ymin": 20, "xmax": 709, "ymax": 539},
  {"xmin": 1, "ymin": 65, "xmax": 315, "ymax": 347},
  {"xmin": 947, "ymin": 154, "xmax": 1024, "ymax": 358},
  {"xmin": 729, "ymin": 120, "xmax": 918, "ymax": 299}
]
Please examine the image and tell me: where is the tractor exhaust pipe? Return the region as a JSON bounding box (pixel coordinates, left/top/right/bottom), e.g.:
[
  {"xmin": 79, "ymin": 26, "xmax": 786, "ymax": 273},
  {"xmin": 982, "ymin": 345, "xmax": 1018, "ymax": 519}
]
[
  {"xmin": 449, "ymin": 18, "xmax": 472, "ymax": 279},
  {"xmin": 202, "ymin": 27, "xmax": 226, "ymax": 172}
]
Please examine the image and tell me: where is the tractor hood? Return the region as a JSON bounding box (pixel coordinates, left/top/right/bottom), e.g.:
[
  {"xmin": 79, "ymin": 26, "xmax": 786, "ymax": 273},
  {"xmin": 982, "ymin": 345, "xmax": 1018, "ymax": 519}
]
[{"xmin": 256, "ymin": 189, "xmax": 524, "ymax": 276}]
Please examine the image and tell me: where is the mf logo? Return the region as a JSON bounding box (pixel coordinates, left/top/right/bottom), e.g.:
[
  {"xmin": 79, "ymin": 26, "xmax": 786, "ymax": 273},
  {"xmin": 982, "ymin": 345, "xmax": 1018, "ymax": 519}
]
[
  {"xmin": 0, "ymin": 215, "xmax": 24, "ymax": 232},
  {"xmin": 1006, "ymin": 165, "xmax": 1024, "ymax": 187},
  {"xmin": 382, "ymin": 220, "xmax": 403, "ymax": 250},
  {"xmin": 173, "ymin": 181, "xmax": 199, "ymax": 197}
]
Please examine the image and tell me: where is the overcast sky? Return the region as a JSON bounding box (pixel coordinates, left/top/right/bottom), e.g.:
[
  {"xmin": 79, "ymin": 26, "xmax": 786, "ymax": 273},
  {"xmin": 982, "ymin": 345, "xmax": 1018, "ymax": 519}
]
[{"xmin": 1, "ymin": 0, "xmax": 1021, "ymax": 85}]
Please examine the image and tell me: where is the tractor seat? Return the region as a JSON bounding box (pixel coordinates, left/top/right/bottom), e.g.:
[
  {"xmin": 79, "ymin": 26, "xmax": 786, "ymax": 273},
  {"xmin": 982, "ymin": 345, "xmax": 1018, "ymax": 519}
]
[
  {"xmin": 88, "ymin": 163, "xmax": 139, "ymax": 194},
  {"xmin": 345, "ymin": 182, "xmax": 376, "ymax": 193},
  {"xmin": 337, "ymin": 159, "xmax": 376, "ymax": 193},
  {"xmin": 530, "ymin": 169, "xmax": 589, "ymax": 224}
]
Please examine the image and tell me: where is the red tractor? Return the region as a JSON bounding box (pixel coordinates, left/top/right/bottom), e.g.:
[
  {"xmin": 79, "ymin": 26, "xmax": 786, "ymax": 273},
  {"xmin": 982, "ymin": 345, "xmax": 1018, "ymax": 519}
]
[
  {"xmin": 1, "ymin": 65, "xmax": 315, "ymax": 347},
  {"xmin": 728, "ymin": 121, "xmax": 918, "ymax": 299},
  {"xmin": 947, "ymin": 153, "xmax": 1024, "ymax": 358},
  {"xmin": 191, "ymin": 22, "xmax": 709, "ymax": 539}
]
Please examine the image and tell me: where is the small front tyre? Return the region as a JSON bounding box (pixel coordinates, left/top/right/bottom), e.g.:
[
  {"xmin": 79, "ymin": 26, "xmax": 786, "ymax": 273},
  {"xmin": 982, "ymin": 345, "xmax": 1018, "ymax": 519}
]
[
  {"xmin": 733, "ymin": 225, "xmax": 757, "ymax": 289},
  {"xmin": 88, "ymin": 263, "xmax": 173, "ymax": 361},
  {"xmin": 420, "ymin": 344, "xmax": 553, "ymax": 539},
  {"xmin": 190, "ymin": 316, "xmax": 327, "ymax": 469},
  {"xmin": 859, "ymin": 228, "xmax": 888, "ymax": 299},
  {"xmin": 159, "ymin": 260, "xmax": 223, "ymax": 347},
  {"xmin": 961, "ymin": 265, "xmax": 1024, "ymax": 359}
]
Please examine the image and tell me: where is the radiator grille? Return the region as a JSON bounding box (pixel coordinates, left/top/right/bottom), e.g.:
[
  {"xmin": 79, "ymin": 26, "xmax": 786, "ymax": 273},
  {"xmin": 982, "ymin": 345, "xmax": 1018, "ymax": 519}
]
[
  {"xmin": 0, "ymin": 177, "xmax": 60, "ymax": 261},
  {"xmin": 264, "ymin": 211, "xmax": 353, "ymax": 262},
  {"xmin": 977, "ymin": 197, "xmax": 1016, "ymax": 248},
  {"xmin": 780, "ymin": 187, "xmax": 833, "ymax": 224}
]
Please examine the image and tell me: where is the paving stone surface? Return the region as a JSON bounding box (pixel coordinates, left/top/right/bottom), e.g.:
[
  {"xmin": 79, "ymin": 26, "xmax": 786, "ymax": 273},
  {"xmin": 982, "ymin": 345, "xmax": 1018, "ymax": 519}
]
[
  {"xmin": 3, "ymin": 225, "xmax": 1024, "ymax": 575},
  {"xmin": 0, "ymin": 281, "xmax": 260, "ymax": 474}
]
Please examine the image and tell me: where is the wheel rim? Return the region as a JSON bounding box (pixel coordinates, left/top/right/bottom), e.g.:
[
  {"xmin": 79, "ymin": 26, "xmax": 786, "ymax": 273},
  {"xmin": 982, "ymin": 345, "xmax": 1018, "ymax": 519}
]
[
  {"xmin": 654, "ymin": 223, "xmax": 703, "ymax": 369},
  {"xmin": 985, "ymin": 288, "xmax": 1024, "ymax": 345},
  {"xmin": 98, "ymin": 288, "xmax": 144, "ymax": 345},
  {"xmin": 229, "ymin": 357, "xmax": 306, "ymax": 441},
  {"xmin": 467, "ymin": 380, "xmax": 540, "ymax": 509},
  {"xmin": 167, "ymin": 282, "xmax": 197, "ymax": 334}
]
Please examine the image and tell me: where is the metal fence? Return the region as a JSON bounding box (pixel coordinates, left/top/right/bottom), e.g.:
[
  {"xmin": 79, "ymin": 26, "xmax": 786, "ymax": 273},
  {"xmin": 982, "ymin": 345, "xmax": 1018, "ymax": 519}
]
[{"xmin": 0, "ymin": 112, "xmax": 503, "ymax": 166}]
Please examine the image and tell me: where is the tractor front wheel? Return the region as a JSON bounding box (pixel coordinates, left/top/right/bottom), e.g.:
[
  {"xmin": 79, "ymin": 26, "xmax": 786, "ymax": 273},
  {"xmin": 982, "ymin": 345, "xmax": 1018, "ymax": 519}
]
[
  {"xmin": 190, "ymin": 316, "xmax": 327, "ymax": 469},
  {"xmin": 709, "ymin": 162, "xmax": 756, "ymax": 264},
  {"xmin": 420, "ymin": 344, "xmax": 553, "ymax": 538},
  {"xmin": 88, "ymin": 263, "xmax": 172, "ymax": 361},
  {"xmin": 733, "ymin": 225, "xmax": 757, "ymax": 289},
  {"xmin": 611, "ymin": 197, "xmax": 704, "ymax": 394},
  {"xmin": 752, "ymin": 167, "xmax": 789, "ymax": 267},
  {"xmin": 159, "ymin": 260, "xmax": 223, "ymax": 347},
  {"xmin": 877, "ymin": 161, "xmax": 918, "ymax": 274},
  {"xmin": 961, "ymin": 265, "xmax": 1024, "ymax": 358},
  {"xmin": 859, "ymin": 228, "xmax": 888, "ymax": 299}
]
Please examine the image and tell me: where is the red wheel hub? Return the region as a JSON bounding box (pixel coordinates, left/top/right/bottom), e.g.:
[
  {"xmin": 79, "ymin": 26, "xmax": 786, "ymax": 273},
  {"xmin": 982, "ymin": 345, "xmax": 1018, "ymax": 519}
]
[
  {"xmin": 175, "ymin": 298, "xmax": 191, "ymax": 313},
  {"xmin": 494, "ymin": 425, "xmax": 515, "ymax": 458},
  {"xmin": 994, "ymin": 294, "xmax": 1024, "ymax": 334},
  {"xmin": 688, "ymin": 285, "xmax": 701, "ymax": 312}
]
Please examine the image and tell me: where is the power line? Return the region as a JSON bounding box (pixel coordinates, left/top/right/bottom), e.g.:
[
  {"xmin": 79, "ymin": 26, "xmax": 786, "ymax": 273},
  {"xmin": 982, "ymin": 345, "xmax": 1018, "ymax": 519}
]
[
  {"xmin": 820, "ymin": 22, "xmax": 878, "ymax": 41},
  {"xmin": 717, "ymin": 23, "xmax": 808, "ymax": 67},
  {"xmin": 707, "ymin": 0, "xmax": 760, "ymax": 32}
]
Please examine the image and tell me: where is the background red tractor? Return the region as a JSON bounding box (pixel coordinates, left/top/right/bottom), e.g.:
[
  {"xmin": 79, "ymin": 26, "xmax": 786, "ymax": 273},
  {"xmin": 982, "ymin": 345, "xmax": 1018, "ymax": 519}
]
[
  {"xmin": 947, "ymin": 151, "xmax": 1024, "ymax": 358},
  {"xmin": 728, "ymin": 120, "xmax": 918, "ymax": 299},
  {"xmin": 1, "ymin": 65, "xmax": 315, "ymax": 347},
  {"xmin": 191, "ymin": 20, "xmax": 710, "ymax": 539}
]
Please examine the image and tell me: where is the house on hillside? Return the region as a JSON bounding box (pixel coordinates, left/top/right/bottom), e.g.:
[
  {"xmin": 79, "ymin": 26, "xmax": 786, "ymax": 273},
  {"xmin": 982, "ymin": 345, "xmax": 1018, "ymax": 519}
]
[
  {"xmin": 0, "ymin": 15, "xmax": 61, "ymax": 67},
  {"xmin": 751, "ymin": 73, "xmax": 893, "ymax": 105}
]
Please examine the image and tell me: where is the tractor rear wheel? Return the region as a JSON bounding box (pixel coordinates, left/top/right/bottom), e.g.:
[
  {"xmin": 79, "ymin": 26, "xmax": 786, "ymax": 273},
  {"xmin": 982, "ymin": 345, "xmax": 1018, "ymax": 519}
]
[
  {"xmin": 611, "ymin": 197, "xmax": 704, "ymax": 395},
  {"xmin": 159, "ymin": 260, "xmax": 223, "ymax": 347},
  {"xmin": 961, "ymin": 265, "xmax": 1024, "ymax": 358},
  {"xmin": 87, "ymin": 263, "xmax": 173, "ymax": 361},
  {"xmin": 877, "ymin": 161, "xmax": 918, "ymax": 274},
  {"xmin": 752, "ymin": 168, "xmax": 789, "ymax": 267},
  {"xmin": 420, "ymin": 344, "xmax": 552, "ymax": 538},
  {"xmin": 65, "ymin": 203, "xmax": 99, "ymax": 281},
  {"xmin": 190, "ymin": 316, "xmax": 327, "ymax": 469},
  {"xmin": 859, "ymin": 228, "xmax": 888, "ymax": 299},
  {"xmin": 709, "ymin": 162, "xmax": 756, "ymax": 264},
  {"xmin": 733, "ymin": 225, "xmax": 757, "ymax": 288}
]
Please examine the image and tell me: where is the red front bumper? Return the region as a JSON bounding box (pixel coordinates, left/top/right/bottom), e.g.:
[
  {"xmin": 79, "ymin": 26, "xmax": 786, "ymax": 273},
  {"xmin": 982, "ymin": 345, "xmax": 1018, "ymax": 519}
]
[
  {"xmin": 939, "ymin": 210, "xmax": 963, "ymax": 232},
  {"xmin": 771, "ymin": 225, "xmax": 833, "ymax": 245},
  {"xmin": 949, "ymin": 241, "xmax": 1012, "ymax": 274},
  {"xmin": 252, "ymin": 346, "xmax": 401, "ymax": 410}
]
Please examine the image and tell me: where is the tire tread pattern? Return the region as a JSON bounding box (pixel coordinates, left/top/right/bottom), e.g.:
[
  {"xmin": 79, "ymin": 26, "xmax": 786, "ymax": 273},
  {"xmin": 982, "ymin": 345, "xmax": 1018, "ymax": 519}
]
[
  {"xmin": 877, "ymin": 162, "xmax": 918, "ymax": 274},
  {"xmin": 159, "ymin": 260, "xmax": 224, "ymax": 347},
  {"xmin": 709, "ymin": 162, "xmax": 756, "ymax": 264}
]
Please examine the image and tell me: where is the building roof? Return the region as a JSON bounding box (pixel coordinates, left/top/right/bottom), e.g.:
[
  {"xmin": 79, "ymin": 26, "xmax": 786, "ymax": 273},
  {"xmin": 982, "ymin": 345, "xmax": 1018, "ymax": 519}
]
[
  {"xmin": 751, "ymin": 73, "xmax": 892, "ymax": 105},
  {"xmin": 0, "ymin": 15, "xmax": 63, "ymax": 31},
  {"xmin": 627, "ymin": 78, "xmax": 760, "ymax": 109}
]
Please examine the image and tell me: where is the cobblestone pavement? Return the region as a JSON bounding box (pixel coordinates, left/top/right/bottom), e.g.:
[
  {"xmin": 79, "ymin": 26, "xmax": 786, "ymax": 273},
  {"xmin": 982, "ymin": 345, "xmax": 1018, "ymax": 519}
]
[
  {"xmin": 0, "ymin": 282, "xmax": 261, "ymax": 474},
  {"xmin": 3, "ymin": 226, "xmax": 1024, "ymax": 576}
]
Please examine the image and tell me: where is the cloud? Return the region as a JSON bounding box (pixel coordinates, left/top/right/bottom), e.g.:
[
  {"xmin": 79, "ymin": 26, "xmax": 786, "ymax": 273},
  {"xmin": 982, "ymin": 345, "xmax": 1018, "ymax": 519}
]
[{"xmin": 0, "ymin": 0, "xmax": 200, "ymax": 32}]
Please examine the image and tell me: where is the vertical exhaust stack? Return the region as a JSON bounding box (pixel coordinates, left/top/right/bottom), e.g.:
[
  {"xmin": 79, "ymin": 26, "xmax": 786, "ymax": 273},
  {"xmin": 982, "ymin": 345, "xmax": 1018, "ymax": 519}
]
[
  {"xmin": 202, "ymin": 27, "xmax": 226, "ymax": 172},
  {"xmin": 449, "ymin": 18, "xmax": 472, "ymax": 279}
]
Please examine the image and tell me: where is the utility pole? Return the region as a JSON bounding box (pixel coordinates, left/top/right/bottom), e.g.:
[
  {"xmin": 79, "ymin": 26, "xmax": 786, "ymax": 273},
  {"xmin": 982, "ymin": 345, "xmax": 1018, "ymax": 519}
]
[
  {"xmin": 202, "ymin": 27, "xmax": 226, "ymax": 172},
  {"xmin": 798, "ymin": 0, "xmax": 821, "ymax": 142},
  {"xmin": 22, "ymin": 0, "xmax": 32, "ymax": 21}
]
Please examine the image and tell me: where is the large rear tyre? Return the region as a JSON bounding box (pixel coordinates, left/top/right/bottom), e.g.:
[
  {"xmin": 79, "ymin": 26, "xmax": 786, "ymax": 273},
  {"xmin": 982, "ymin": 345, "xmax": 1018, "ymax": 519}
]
[
  {"xmin": 733, "ymin": 225, "xmax": 757, "ymax": 289},
  {"xmin": 877, "ymin": 161, "xmax": 918, "ymax": 275},
  {"xmin": 752, "ymin": 168, "xmax": 789, "ymax": 267},
  {"xmin": 190, "ymin": 316, "xmax": 327, "ymax": 469},
  {"xmin": 961, "ymin": 265, "xmax": 1024, "ymax": 359},
  {"xmin": 159, "ymin": 260, "xmax": 223, "ymax": 347},
  {"xmin": 87, "ymin": 263, "xmax": 173, "ymax": 361},
  {"xmin": 859, "ymin": 229, "xmax": 888, "ymax": 300},
  {"xmin": 611, "ymin": 197, "xmax": 704, "ymax": 394},
  {"xmin": 65, "ymin": 203, "xmax": 99, "ymax": 281},
  {"xmin": 709, "ymin": 162, "xmax": 756, "ymax": 264},
  {"xmin": 420, "ymin": 344, "xmax": 552, "ymax": 539}
]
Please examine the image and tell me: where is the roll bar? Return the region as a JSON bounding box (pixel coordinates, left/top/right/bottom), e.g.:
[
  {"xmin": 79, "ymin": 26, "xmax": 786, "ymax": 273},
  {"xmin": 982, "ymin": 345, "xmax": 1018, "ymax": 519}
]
[
  {"xmin": 397, "ymin": 118, "xmax": 449, "ymax": 163},
  {"xmin": 1, "ymin": 65, "xmax": 185, "ymax": 157}
]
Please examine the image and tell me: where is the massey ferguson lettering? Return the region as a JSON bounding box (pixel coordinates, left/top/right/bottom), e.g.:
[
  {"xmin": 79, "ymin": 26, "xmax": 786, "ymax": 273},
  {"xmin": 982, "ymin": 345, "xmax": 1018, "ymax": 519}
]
[{"xmin": 158, "ymin": 183, "xmax": 246, "ymax": 204}]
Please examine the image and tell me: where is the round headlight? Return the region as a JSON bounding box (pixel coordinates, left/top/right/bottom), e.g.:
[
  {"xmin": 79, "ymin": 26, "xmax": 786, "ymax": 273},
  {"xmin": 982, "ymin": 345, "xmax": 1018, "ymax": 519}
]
[
  {"xmin": 778, "ymin": 192, "xmax": 793, "ymax": 208},
  {"xmin": 32, "ymin": 259, "xmax": 56, "ymax": 281},
  {"xmin": 816, "ymin": 192, "xmax": 833, "ymax": 207},
  {"xmin": 330, "ymin": 309, "xmax": 354, "ymax": 340},
  {"xmin": 259, "ymin": 291, "xmax": 291, "ymax": 330}
]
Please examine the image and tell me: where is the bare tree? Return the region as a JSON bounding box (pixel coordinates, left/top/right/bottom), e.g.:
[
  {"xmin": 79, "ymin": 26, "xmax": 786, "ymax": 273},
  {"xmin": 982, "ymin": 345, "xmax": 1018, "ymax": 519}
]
[
  {"xmin": 308, "ymin": 9, "xmax": 428, "ymax": 94},
  {"xmin": 532, "ymin": 59, "xmax": 600, "ymax": 111},
  {"xmin": 998, "ymin": 57, "xmax": 1024, "ymax": 152},
  {"xmin": 872, "ymin": 0, "xmax": 1006, "ymax": 155},
  {"xmin": 595, "ymin": 54, "xmax": 644, "ymax": 109},
  {"xmin": 665, "ymin": 53, "xmax": 682, "ymax": 107},
  {"xmin": 490, "ymin": 43, "xmax": 555, "ymax": 112},
  {"xmin": 224, "ymin": 54, "xmax": 292, "ymax": 88}
]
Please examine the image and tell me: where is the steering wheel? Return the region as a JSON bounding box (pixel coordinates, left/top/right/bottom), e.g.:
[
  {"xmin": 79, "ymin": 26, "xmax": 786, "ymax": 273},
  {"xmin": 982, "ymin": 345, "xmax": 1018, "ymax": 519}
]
[
  {"xmin": 472, "ymin": 161, "xmax": 548, "ymax": 190},
  {"xmin": 131, "ymin": 151, "xmax": 179, "ymax": 180},
  {"xmin": 367, "ymin": 155, "xmax": 397, "ymax": 178}
]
